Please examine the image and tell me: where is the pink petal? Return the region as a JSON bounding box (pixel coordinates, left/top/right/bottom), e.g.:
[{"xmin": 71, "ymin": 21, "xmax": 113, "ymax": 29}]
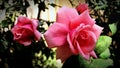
[
  {"xmin": 77, "ymin": 31, "xmax": 97, "ymax": 54},
  {"xmin": 31, "ymin": 19, "xmax": 39, "ymax": 29},
  {"xmin": 18, "ymin": 39, "xmax": 32, "ymax": 46},
  {"xmin": 90, "ymin": 51, "xmax": 97, "ymax": 58},
  {"xmin": 70, "ymin": 10, "xmax": 95, "ymax": 29},
  {"xmin": 92, "ymin": 24, "xmax": 103, "ymax": 39},
  {"xmin": 16, "ymin": 16, "xmax": 31, "ymax": 26},
  {"xmin": 31, "ymin": 19, "xmax": 41, "ymax": 40},
  {"xmin": 76, "ymin": 40, "xmax": 97, "ymax": 60},
  {"xmin": 44, "ymin": 23, "xmax": 69, "ymax": 48},
  {"xmin": 71, "ymin": 24, "xmax": 90, "ymax": 41},
  {"xmin": 34, "ymin": 30, "xmax": 41, "ymax": 40},
  {"xmin": 68, "ymin": 25, "xmax": 97, "ymax": 55},
  {"xmin": 20, "ymin": 24, "xmax": 33, "ymax": 31},
  {"xmin": 76, "ymin": 40, "xmax": 90, "ymax": 60},
  {"xmin": 67, "ymin": 26, "xmax": 97, "ymax": 60},
  {"xmin": 56, "ymin": 6, "xmax": 78, "ymax": 26},
  {"xmin": 13, "ymin": 29, "xmax": 33, "ymax": 46},
  {"xmin": 67, "ymin": 33, "xmax": 78, "ymax": 54},
  {"xmin": 12, "ymin": 29, "xmax": 23, "ymax": 40},
  {"xmin": 12, "ymin": 26, "xmax": 33, "ymax": 40},
  {"xmin": 14, "ymin": 29, "xmax": 33, "ymax": 46},
  {"xmin": 56, "ymin": 45, "xmax": 73, "ymax": 62}
]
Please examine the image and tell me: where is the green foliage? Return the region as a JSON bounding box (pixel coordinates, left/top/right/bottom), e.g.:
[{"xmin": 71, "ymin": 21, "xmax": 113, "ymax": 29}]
[
  {"xmin": 95, "ymin": 36, "xmax": 112, "ymax": 53},
  {"xmin": 91, "ymin": 58, "xmax": 113, "ymax": 68},
  {"xmin": 99, "ymin": 48, "xmax": 111, "ymax": 59},
  {"xmin": 94, "ymin": 5, "xmax": 108, "ymax": 10},
  {"xmin": 95, "ymin": 36, "xmax": 112, "ymax": 58},
  {"xmin": 109, "ymin": 23, "xmax": 117, "ymax": 35},
  {"xmin": 62, "ymin": 55, "xmax": 113, "ymax": 68}
]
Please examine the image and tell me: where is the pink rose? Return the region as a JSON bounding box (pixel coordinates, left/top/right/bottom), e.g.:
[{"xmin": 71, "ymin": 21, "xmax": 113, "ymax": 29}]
[
  {"xmin": 11, "ymin": 16, "xmax": 41, "ymax": 46},
  {"xmin": 44, "ymin": 7, "xmax": 103, "ymax": 62},
  {"xmin": 76, "ymin": 3, "xmax": 90, "ymax": 14}
]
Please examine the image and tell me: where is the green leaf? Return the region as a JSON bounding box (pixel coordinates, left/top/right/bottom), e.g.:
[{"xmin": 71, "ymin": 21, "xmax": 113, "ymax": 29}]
[
  {"xmin": 62, "ymin": 55, "xmax": 113, "ymax": 68},
  {"xmin": 62, "ymin": 55, "xmax": 90, "ymax": 68},
  {"xmin": 95, "ymin": 36, "xmax": 112, "ymax": 54},
  {"xmin": 94, "ymin": 5, "xmax": 108, "ymax": 10},
  {"xmin": 91, "ymin": 58, "xmax": 113, "ymax": 68},
  {"xmin": 99, "ymin": 48, "xmax": 110, "ymax": 59},
  {"xmin": 109, "ymin": 23, "xmax": 117, "ymax": 35}
]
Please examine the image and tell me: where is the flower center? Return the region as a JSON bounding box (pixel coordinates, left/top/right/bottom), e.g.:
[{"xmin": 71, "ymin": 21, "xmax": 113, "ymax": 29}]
[{"xmin": 79, "ymin": 30, "xmax": 89, "ymax": 40}]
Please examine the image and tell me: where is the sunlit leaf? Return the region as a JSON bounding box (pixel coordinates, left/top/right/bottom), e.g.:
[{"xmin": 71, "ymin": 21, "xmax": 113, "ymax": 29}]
[
  {"xmin": 109, "ymin": 23, "xmax": 117, "ymax": 35},
  {"xmin": 95, "ymin": 36, "xmax": 112, "ymax": 54},
  {"xmin": 99, "ymin": 48, "xmax": 110, "ymax": 59}
]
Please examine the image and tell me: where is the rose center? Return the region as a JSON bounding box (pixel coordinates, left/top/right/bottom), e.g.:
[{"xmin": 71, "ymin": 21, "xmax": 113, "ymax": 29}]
[{"xmin": 79, "ymin": 31, "xmax": 89, "ymax": 40}]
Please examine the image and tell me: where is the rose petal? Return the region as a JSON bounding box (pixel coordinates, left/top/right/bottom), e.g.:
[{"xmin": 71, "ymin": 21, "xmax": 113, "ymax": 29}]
[
  {"xmin": 70, "ymin": 10, "xmax": 95, "ymax": 29},
  {"xmin": 31, "ymin": 19, "xmax": 41, "ymax": 40},
  {"xmin": 12, "ymin": 28, "xmax": 33, "ymax": 46},
  {"xmin": 76, "ymin": 40, "xmax": 90, "ymax": 60},
  {"xmin": 71, "ymin": 24, "xmax": 90, "ymax": 41},
  {"xmin": 76, "ymin": 40, "xmax": 97, "ymax": 60},
  {"xmin": 69, "ymin": 24, "xmax": 97, "ymax": 54},
  {"xmin": 11, "ymin": 26, "xmax": 33, "ymax": 40},
  {"xmin": 92, "ymin": 24, "xmax": 103, "ymax": 39},
  {"xmin": 44, "ymin": 23, "xmax": 69, "ymax": 48},
  {"xmin": 68, "ymin": 25, "xmax": 97, "ymax": 60},
  {"xmin": 67, "ymin": 33, "xmax": 78, "ymax": 54},
  {"xmin": 31, "ymin": 19, "xmax": 39, "ymax": 29},
  {"xmin": 56, "ymin": 45, "xmax": 73, "ymax": 62},
  {"xmin": 19, "ymin": 29, "xmax": 33, "ymax": 39},
  {"xmin": 18, "ymin": 39, "xmax": 32, "ymax": 46},
  {"xmin": 56, "ymin": 6, "xmax": 78, "ymax": 26},
  {"xmin": 34, "ymin": 30, "xmax": 41, "ymax": 40},
  {"xmin": 18, "ymin": 24, "xmax": 33, "ymax": 31},
  {"xmin": 16, "ymin": 16, "xmax": 31, "ymax": 26},
  {"xmin": 68, "ymin": 35, "xmax": 94, "ymax": 60},
  {"xmin": 77, "ymin": 31, "xmax": 97, "ymax": 54},
  {"xmin": 90, "ymin": 51, "xmax": 97, "ymax": 58}
]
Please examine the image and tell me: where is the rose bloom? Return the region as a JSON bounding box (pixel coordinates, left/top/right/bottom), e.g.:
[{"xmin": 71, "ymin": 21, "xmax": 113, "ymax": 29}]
[
  {"xmin": 76, "ymin": 3, "xmax": 90, "ymax": 14},
  {"xmin": 44, "ymin": 6, "xmax": 103, "ymax": 62},
  {"xmin": 11, "ymin": 16, "xmax": 41, "ymax": 46}
]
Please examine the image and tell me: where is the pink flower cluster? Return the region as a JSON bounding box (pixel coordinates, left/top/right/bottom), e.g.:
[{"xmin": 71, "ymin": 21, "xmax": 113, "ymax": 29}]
[{"xmin": 11, "ymin": 3, "xmax": 103, "ymax": 62}]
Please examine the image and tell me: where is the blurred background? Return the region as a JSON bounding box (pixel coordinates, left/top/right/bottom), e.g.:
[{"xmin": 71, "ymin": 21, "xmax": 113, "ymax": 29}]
[{"xmin": 0, "ymin": 0, "xmax": 120, "ymax": 68}]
